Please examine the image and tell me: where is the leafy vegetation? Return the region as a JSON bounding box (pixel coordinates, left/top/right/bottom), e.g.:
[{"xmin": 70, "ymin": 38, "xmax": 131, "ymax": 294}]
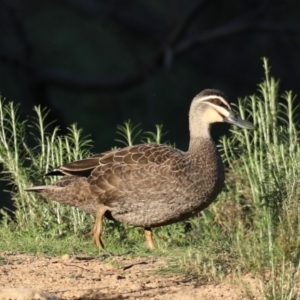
[{"xmin": 1, "ymin": 59, "xmax": 300, "ymax": 298}]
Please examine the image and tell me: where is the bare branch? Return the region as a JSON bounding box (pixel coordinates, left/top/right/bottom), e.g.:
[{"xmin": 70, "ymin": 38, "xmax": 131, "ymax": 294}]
[
  {"xmin": 2, "ymin": 0, "xmax": 33, "ymax": 60},
  {"xmin": 37, "ymin": 68, "xmax": 150, "ymax": 92},
  {"xmin": 0, "ymin": 48, "xmax": 30, "ymax": 71},
  {"xmin": 3, "ymin": 1, "xmax": 300, "ymax": 94},
  {"xmin": 174, "ymin": 5, "xmax": 265, "ymax": 54},
  {"xmin": 174, "ymin": 20, "xmax": 251, "ymax": 54},
  {"xmin": 165, "ymin": 0, "xmax": 210, "ymax": 47},
  {"xmin": 35, "ymin": 6, "xmax": 263, "ymax": 92},
  {"xmin": 251, "ymin": 22, "xmax": 300, "ymax": 33}
]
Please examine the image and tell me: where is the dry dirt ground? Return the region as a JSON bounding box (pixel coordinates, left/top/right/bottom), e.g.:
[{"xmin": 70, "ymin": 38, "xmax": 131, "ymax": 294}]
[{"xmin": 0, "ymin": 252, "xmax": 261, "ymax": 300}]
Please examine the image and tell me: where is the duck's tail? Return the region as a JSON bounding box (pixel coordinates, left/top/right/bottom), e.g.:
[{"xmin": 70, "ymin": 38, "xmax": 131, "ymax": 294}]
[{"xmin": 25, "ymin": 185, "xmax": 59, "ymax": 192}]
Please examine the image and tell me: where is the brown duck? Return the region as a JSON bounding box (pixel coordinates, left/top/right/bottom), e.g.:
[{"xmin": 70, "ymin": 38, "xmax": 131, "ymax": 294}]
[{"xmin": 26, "ymin": 89, "xmax": 254, "ymax": 249}]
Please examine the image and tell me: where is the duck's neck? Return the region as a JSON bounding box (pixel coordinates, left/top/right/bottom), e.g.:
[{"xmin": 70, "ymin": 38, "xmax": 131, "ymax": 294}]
[
  {"xmin": 188, "ymin": 123, "xmax": 219, "ymax": 164},
  {"xmin": 188, "ymin": 121, "xmax": 212, "ymax": 150},
  {"xmin": 187, "ymin": 119, "xmax": 224, "ymax": 187},
  {"xmin": 188, "ymin": 136, "xmax": 216, "ymax": 157},
  {"xmin": 189, "ymin": 117, "xmax": 211, "ymax": 139}
]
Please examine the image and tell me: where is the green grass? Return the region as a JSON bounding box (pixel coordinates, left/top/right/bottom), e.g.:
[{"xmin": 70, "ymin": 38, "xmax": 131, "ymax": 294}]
[
  {"xmin": 0, "ymin": 224, "xmax": 156, "ymax": 258},
  {"xmin": 1, "ymin": 58, "xmax": 300, "ymax": 299}
]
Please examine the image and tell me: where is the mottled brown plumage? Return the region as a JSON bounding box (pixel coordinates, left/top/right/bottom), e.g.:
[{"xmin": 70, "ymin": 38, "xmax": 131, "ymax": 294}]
[{"xmin": 26, "ymin": 89, "xmax": 255, "ymax": 249}]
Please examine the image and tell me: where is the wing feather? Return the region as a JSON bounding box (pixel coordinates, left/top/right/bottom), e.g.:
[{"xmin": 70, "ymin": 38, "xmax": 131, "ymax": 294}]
[
  {"xmin": 47, "ymin": 144, "xmax": 186, "ymax": 207},
  {"xmin": 87, "ymin": 144, "xmax": 186, "ymax": 206}
]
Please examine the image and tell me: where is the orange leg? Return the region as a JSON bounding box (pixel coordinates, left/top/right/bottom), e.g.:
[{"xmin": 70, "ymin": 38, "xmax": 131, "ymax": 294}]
[
  {"xmin": 144, "ymin": 227, "xmax": 155, "ymax": 250},
  {"xmin": 88, "ymin": 205, "xmax": 107, "ymax": 249}
]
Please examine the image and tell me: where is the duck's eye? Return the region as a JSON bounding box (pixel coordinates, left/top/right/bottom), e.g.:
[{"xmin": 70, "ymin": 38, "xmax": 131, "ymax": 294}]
[{"xmin": 209, "ymin": 98, "xmax": 228, "ymax": 109}]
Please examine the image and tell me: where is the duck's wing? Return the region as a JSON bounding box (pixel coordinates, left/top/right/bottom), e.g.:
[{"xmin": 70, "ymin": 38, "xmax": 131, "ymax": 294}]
[
  {"xmin": 46, "ymin": 149, "xmax": 119, "ymax": 177},
  {"xmin": 87, "ymin": 143, "xmax": 186, "ymax": 205}
]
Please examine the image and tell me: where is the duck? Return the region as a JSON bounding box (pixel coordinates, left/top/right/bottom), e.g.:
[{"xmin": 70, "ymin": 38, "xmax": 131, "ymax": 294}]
[{"xmin": 26, "ymin": 89, "xmax": 255, "ymax": 249}]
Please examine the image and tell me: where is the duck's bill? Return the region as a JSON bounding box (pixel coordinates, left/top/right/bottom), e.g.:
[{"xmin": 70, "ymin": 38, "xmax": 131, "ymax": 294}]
[{"xmin": 224, "ymin": 111, "xmax": 255, "ymax": 129}]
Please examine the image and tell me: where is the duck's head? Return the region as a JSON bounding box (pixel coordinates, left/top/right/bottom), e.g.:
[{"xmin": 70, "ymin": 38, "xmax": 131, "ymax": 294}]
[{"xmin": 189, "ymin": 89, "xmax": 255, "ymax": 137}]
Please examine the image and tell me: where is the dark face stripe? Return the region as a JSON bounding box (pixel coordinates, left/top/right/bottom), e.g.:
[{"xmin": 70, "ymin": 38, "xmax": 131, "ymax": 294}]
[{"xmin": 205, "ymin": 98, "xmax": 229, "ymax": 110}]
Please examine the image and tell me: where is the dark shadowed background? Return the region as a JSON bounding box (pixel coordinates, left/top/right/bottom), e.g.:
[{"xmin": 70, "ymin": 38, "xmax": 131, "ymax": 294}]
[{"xmin": 1, "ymin": 0, "xmax": 300, "ymax": 211}]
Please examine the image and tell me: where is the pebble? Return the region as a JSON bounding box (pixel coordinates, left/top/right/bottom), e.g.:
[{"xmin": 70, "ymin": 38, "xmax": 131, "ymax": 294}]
[
  {"xmin": 129, "ymin": 283, "xmax": 144, "ymax": 292},
  {"xmin": 61, "ymin": 254, "xmax": 70, "ymax": 260}
]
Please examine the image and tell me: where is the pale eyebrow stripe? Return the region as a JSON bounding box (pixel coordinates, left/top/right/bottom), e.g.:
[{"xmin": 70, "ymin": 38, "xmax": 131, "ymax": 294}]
[{"xmin": 199, "ymin": 95, "xmax": 224, "ymax": 101}]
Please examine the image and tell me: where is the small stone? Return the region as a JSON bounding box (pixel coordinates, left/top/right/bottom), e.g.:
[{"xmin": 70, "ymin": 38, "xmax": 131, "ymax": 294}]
[
  {"xmin": 102, "ymin": 263, "xmax": 114, "ymax": 270},
  {"xmin": 61, "ymin": 254, "xmax": 70, "ymax": 260},
  {"xmin": 129, "ymin": 283, "xmax": 144, "ymax": 292},
  {"xmin": 0, "ymin": 287, "xmax": 59, "ymax": 300}
]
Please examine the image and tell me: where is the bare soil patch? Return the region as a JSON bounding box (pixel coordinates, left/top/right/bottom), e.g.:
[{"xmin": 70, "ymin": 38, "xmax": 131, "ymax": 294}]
[{"xmin": 0, "ymin": 252, "xmax": 261, "ymax": 299}]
